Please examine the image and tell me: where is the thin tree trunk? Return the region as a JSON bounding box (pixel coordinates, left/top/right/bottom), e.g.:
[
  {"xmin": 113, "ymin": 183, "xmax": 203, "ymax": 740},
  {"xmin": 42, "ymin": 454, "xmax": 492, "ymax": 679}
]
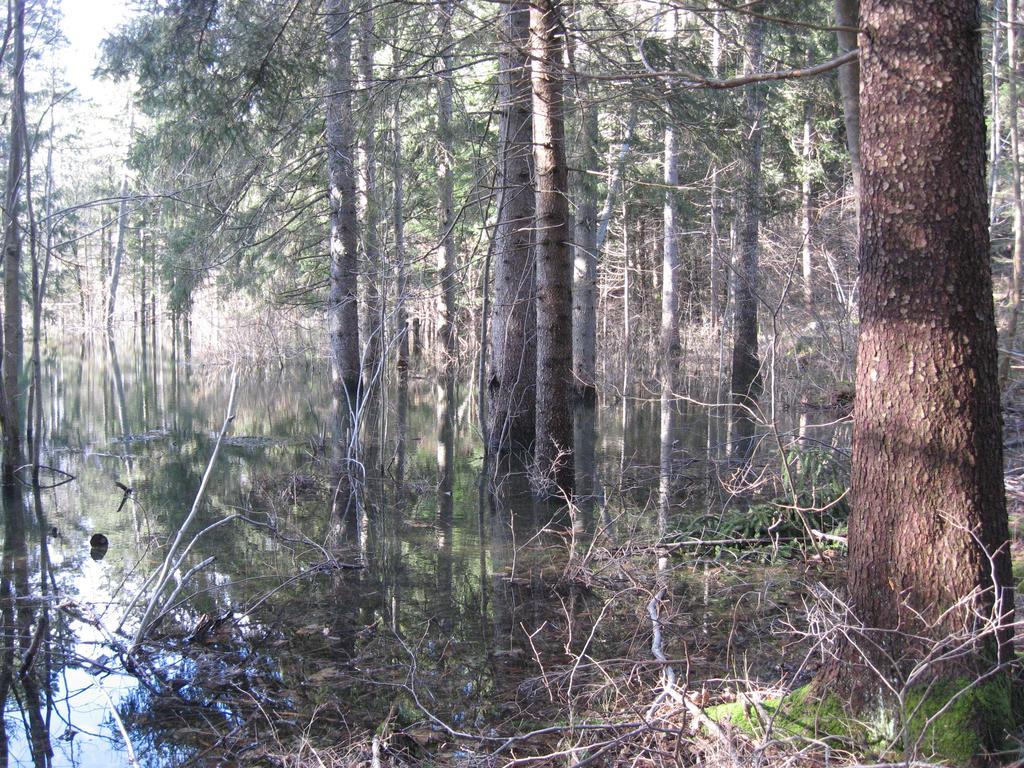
[
  {"xmin": 708, "ymin": 7, "xmax": 724, "ymax": 328},
  {"xmin": 358, "ymin": 5, "xmax": 382, "ymax": 387},
  {"xmin": 436, "ymin": 0, "xmax": 457, "ymax": 357},
  {"xmin": 659, "ymin": 8, "xmax": 681, "ymax": 549},
  {"xmin": 1002, "ymin": 0, "xmax": 1023, "ymax": 384},
  {"xmin": 1, "ymin": 0, "xmax": 26, "ymax": 477},
  {"xmin": 106, "ymin": 175, "xmax": 130, "ymax": 333},
  {"xmin": 834, "ymin": 0, "xmax": 861, "ymax": 214},
  {"xmin": 801, "ymin": 60, "xmax": 815, "ymax": 312},
  {"xmin": 326, "ymin": 0, "xmax": 362, "ymax": 399},
  {"xmin": 661, "ymin": 9, "xmax": 681, "ymax": 387},
  {"xmin": 489, "ymin": 0, "xmax": 537, "ymax": 453},
  {"xmin": 730, "ymin": 8, "xmax": 765, "ymax": 460},
  {"xmin": 621, "ymin": 204, "xmax": 630, "ymax": 396},
  {"xmin": 831, "ymin": 0, "xmax": 1015, "ymax": 734},
  {"xmin": 392, "ymin": 55, "xmax": 409, "ymax": 375},
  {"xmin": 595, "ymin": 104, "xmax": 637, "ymax": 255},
  {"xmin": 991, "ymin": 0, "xmax": 1003, "ymax": 227},
  {"xmin": 572, "ymin": 73, "xmax": 599, "ymax": 402},
  {"xmin": 140, "ymin": 230, "xmax": 147, "ymax": 343},
  {"xmin": 531, "ymin": 0, "xmax": 573, "ymax": 490}
]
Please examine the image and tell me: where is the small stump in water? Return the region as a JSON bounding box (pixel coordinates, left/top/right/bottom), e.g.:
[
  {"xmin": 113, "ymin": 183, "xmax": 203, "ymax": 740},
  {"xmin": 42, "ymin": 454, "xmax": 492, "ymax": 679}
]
[{"xmin": 89, "ymin": 533, "xmax": 108, "ymax": 561}]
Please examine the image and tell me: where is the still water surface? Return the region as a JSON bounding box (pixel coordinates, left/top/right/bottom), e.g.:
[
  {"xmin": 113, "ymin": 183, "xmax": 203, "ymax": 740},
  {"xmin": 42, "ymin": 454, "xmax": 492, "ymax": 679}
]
[{"xmin": 0, "ymin": 336, "xmax": 848, "ymax": 766}]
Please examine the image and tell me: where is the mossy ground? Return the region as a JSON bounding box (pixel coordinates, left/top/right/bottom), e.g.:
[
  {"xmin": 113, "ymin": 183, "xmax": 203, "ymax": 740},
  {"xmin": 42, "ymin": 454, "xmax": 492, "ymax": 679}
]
[{"xmin": 706, "ymin": 677, "xmax": 1016, "ymax": 765}]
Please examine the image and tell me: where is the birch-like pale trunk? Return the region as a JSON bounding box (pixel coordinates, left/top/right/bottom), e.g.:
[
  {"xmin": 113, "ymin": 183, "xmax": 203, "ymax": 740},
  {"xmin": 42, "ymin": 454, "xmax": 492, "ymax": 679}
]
[
  {"xmin": 661, "ymin": 11, "xmax": 680, "ymax": 387},
  {"xmin": 659, "ymin": 8, "xmax": 681, "ymax": 545},
  {"xmin": 801, "ymin": 60, "xmax": 815, "ymax": 311},
  {"xmin": 106, "ymin": 175, "xmax": 130, "ymax": 333},
  {"xmin": 708, "ymin": 7, "xmax": 724, "ymax": 327},
  {"xmin": 358, "ymin": 5, "xmax": 382, "ymax": 387}
]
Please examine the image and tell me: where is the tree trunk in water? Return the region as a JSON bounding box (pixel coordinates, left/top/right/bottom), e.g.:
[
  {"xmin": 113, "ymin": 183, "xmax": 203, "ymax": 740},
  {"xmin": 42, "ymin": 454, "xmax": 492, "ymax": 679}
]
[
  {"xmin": 572, "ymin": 75, "xmax": 599, "ymax": 402},
  {"xmin": 489, "ymin": 0, "xmax": 537, "ymax": 454},
  {"xmin": 106, "ymin": 175, "xmax": 130, "ymax": 333},
  {"xmin": 531, "ymin": 0, "xmax": 573, "ymax": 491},
  {"xmin": 830, "ymin": 0, "xmax": 1015, "ymax": 741},
  {"xmin": 392, "ymin": 54, "xmax": 409, "ymax": 376},
  {"xmin": 729, "ymin": 8, "xmax": 764, "ymax": 460},
  {"xmin": 1, "ymin": 0, "xmax": 26, "ymax": 477},
  {"xmin": 1002, "ymin": 0, "xmax": 1024, "ymax": 384},
  {"xmin": 358, "ymin": 5, "xmax": 382, "ymax": 388},
  {"xmin": 326, "ymin": 0, "xmax": 362, "ymax": 400},
  {"xmin": 834, "ymin": 0, "xmax": 861, "ymax": 214},
  {"xmin": 436, "ymin": 0, "xmax": 457, "ymax": 358}
]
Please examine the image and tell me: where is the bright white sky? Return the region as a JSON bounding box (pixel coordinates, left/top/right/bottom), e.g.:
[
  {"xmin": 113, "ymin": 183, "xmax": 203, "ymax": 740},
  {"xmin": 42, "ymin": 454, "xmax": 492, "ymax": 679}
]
[{"xmin": 59, "ymin": 0, "xmax": 132, "ymax": 102}]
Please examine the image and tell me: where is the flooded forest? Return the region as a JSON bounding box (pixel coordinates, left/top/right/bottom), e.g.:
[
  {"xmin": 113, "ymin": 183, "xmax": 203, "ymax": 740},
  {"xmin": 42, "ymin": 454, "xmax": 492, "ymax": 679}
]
[{"xmin": 0, "ymin": 0, "xmax": 1021, "ymax": 766}]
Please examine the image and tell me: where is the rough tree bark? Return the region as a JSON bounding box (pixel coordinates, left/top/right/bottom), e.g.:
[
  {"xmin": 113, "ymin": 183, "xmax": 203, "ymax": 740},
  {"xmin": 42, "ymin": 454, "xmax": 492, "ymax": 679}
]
[
  {"xmin": 325, "ymin": 0, "xmax": 362, "ymax": 399},
  {"xmin": 729, "ymin": 8, "xmax": 765, "ymax": 459},
  {"xmin": 531, "ymin": 0, "xmax": 574, "ymax": 491},
  {"xmin": 489, "ymin": 0, "xmax": 537, "ymax": 453},
  {"xmin": 831, "ymin": 0, "xmax": 1015, "ymax": 747},
  {"xmin": 1, "ymin": 0, "xmax": 26, "ymax": 477}
]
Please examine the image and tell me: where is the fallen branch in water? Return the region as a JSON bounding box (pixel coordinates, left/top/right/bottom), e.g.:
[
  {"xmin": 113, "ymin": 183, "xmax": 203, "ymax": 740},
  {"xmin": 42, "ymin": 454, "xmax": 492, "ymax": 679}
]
[{"xmin": 133, "ymin": 368, "xmax": 239, "ymax": 647}]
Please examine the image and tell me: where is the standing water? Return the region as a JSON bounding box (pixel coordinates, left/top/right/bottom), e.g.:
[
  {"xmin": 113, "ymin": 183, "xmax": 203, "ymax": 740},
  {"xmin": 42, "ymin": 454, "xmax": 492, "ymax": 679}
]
[{"xmin": 1, "ymin": 335, "xmax": 849, "ymax": 766}]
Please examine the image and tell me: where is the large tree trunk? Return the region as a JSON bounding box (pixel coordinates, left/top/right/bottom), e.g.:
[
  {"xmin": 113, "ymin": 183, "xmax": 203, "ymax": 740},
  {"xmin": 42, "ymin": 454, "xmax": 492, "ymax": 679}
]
[
  {"xmin": 1, "ymin": 0, "xmax": 26, "ymax": 477},
  {"xmin": 834, "ymin": 0, "xmax": 861, "ymax": 211},
  {"xmin": 489, "ymin": 0, "xmax": 537, "ymax": 454},
  {"xmin": 531, "ymin": 0, "xmax": 573, "ymax": 491},
  {"xmin": 729, "ymin": 8, "xmax": 764, "ymax": 460},
  {"xmin": 357, "ymin": 5, "xmax": 382, "ymax": 388},
  {"xmin": 436, "ymin": 0, "xmax": 458, "ymax": 358},
  {"xmin": 833, "ymin": 0, "xmax": 1015, "ymax": 744},
  {"xmin": 325, "ymin": 0, "xmax": 362, "ymax": 400}
]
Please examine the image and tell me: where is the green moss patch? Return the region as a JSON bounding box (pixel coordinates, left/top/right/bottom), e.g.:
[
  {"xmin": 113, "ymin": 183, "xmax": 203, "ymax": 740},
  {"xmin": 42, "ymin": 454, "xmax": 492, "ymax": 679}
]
[{"xmin": 706, "ymin": 677, "xmax": 1014, "ymax": 766}]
